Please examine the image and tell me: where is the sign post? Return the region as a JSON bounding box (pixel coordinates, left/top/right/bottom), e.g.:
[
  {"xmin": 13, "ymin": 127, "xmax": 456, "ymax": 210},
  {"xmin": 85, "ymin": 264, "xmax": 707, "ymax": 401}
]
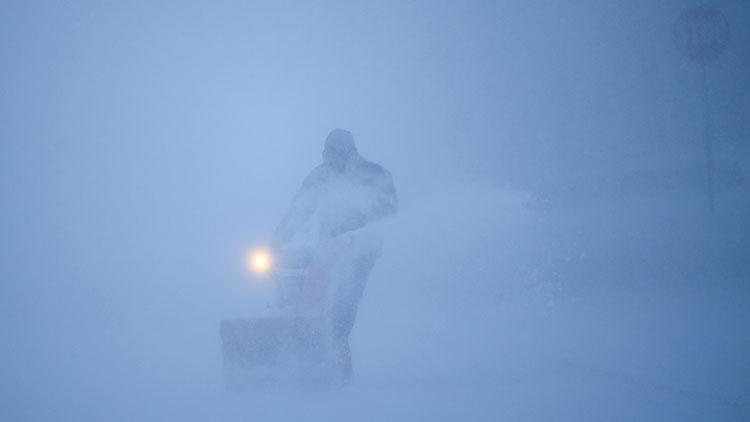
[{"xmin": 673, "ymin": 5, "xmax": 730, "ymax": 211}]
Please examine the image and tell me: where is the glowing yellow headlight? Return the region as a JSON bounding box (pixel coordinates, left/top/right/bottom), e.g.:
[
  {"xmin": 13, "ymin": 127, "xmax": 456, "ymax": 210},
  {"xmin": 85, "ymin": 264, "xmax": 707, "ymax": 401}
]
[{"xmin": 248, "ymin": 250, "xmax": 272, "ymax": 274}]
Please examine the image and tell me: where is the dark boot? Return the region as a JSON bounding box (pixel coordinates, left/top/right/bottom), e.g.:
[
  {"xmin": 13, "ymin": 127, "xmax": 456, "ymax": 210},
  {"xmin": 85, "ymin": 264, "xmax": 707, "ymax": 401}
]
[{"xmin": 332, "ymin": 338, "xmax": 352, "ymax": 385}]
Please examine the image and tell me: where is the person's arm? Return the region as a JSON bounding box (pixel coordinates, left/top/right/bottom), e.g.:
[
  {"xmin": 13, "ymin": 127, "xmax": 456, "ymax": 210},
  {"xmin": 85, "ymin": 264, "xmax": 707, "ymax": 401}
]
[
  {"xmin": 328, "ymin": 166, "xmax": 397, "ymax": 237},
  {"xmin": 271, "ymin": 169, "xmax": 322, "ymax": 247},
  {"xmin": 370, "ymin": 167, "xmax": 398, "ymax": 221}
]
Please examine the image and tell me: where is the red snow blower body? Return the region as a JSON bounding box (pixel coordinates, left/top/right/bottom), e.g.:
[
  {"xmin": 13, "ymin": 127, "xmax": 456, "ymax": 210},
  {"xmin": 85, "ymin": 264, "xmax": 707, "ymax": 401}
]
[{"xmin": 220, "ymin": 239, "xmax": 345, "ymax": 391}]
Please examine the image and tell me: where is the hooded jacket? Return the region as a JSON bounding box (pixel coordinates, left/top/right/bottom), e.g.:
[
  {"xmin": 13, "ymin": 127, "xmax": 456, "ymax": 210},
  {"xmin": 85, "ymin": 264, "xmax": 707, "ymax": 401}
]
[{"xmin": 273, "ymin": 131, "xmax": 397, "ymax": 245}]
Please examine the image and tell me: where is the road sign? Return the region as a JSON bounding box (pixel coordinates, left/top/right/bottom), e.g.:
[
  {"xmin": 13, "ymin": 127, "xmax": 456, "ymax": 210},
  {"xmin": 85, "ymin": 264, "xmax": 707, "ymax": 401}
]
[{"xmin": 674, "ymin": 5, "xmax": 730, "ymax": 63}]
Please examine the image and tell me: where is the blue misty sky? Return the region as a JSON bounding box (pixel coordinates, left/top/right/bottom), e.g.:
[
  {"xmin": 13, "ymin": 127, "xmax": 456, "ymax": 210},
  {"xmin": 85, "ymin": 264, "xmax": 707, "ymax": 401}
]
[{"xmin": 3, "ymin": 1, "xmax": 749, "ymax": 197}]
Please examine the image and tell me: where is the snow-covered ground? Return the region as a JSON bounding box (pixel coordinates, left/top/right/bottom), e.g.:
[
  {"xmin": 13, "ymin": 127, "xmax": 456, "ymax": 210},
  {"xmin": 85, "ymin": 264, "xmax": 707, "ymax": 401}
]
[{"xmin": 2, "ymin": 183, "xmax": 747, "ymax": 421}]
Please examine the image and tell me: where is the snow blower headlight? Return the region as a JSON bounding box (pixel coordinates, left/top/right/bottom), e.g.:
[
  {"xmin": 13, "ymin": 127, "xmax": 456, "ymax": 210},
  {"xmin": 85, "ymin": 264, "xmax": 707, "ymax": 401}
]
[{"xmin": 247, "ymin": 249, "xmax": 273, "ymax": 275}]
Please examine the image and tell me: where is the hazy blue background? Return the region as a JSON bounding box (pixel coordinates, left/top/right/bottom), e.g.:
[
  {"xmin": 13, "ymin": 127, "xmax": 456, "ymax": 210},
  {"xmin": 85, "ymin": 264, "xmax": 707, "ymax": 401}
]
[{"xmin": 1, "ymin": 0, "xmax": 749, "ymax": 420}]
